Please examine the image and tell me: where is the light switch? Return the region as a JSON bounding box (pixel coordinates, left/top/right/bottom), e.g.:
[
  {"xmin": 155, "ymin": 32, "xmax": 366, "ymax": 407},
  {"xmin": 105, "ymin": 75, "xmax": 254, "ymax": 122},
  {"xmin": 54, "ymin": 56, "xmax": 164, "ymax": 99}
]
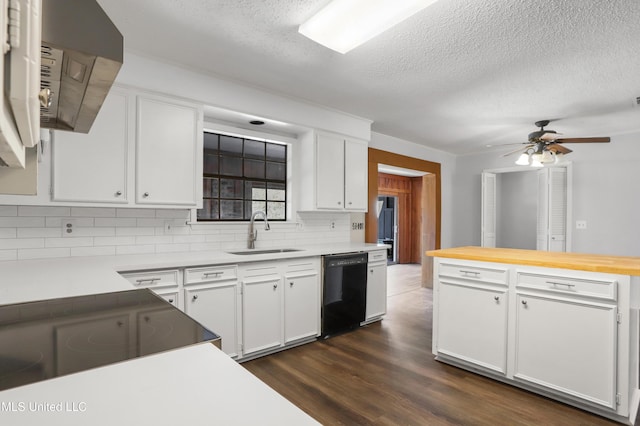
[{"xmin": 576, "ymin": 220, "xmax": 587, "ymax": 230}]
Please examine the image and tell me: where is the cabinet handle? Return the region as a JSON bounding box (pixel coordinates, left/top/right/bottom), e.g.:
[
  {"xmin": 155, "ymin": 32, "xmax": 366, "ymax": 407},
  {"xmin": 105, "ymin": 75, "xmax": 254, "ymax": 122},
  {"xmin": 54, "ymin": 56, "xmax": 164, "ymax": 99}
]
[
  {"xmin": 546, "ymin": 281, "xmax": 576, "ymax": 289},
  {"xmin": 143, "ymin": 192, "xmax": 150, "ymax": 197},
  {"xmin": 521, "ymin": 300, "xmax": 527, "ymax": 306},
  {"xmin": 203, "ymin": 272, "xmax": 222, "ymax": 278},
  {"xmin": 192, "ymin": 294, "xmax": 198, "ymax": 301},
  {"xmin": 116, "ymin": 190, "xmax": 122, "ymax": 196},
  {"xmin": 460, "ymin": 270, "xmax": 480, "ymax": 278},
  {"xmin": 135, "ymin": 277, "xmax": 161, "ymax": 285}
]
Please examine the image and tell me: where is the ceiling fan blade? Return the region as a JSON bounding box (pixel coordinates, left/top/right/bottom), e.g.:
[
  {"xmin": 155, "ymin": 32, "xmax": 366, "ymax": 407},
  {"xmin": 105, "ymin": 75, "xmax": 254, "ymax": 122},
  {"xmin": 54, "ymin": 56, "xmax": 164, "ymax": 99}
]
[
  {"xmin": 540, "ymin": 132, "xmax": 562, "ymax": 141},
  {"xmin": 547, "ymin": 144, "xmax": 572, "ymax": 155},
  {"xmin": 501, "ymin": 144, "xmax": 532, "ymax": 157},
  {"xmin": 555, "ymin": 137, "xmax": 610, "ymax": 143}
]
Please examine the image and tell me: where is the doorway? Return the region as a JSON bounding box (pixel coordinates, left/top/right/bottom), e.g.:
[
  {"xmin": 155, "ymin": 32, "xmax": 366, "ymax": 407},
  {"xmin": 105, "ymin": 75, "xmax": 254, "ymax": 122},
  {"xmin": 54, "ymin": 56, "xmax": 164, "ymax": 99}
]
[{"xmin": 377, "ymin": 196, "xmax": 398, "ymax": 263}]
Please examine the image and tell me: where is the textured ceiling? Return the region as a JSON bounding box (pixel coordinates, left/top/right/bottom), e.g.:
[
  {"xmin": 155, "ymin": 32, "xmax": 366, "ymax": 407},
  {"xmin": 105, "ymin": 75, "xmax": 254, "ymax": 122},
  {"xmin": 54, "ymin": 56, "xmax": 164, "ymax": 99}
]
[{"xmin": 96, "ymin": 0, "xmax": 640, "ymax": 154}]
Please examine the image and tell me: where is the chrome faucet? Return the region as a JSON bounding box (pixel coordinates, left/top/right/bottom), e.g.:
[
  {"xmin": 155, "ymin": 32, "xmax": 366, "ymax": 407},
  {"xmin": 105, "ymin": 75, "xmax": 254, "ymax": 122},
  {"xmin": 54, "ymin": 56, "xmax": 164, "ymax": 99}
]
[{"xmin": 248, "ymin": 210, "xmax": 270, "ymax": 249}]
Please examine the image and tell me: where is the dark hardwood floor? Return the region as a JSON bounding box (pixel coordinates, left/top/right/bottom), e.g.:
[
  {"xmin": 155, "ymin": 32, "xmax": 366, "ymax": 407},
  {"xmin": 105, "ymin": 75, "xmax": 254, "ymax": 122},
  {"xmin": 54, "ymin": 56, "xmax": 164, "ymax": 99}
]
[{"xmin": 243, "ymin": 264, "xmax": 620, "ymax": 425}]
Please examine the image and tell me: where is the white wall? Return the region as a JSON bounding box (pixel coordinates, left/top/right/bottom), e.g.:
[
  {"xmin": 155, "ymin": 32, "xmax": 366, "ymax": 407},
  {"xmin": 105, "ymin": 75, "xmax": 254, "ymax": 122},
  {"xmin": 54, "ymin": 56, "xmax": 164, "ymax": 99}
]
[
  {"xmin": 453, "ymin": 131, "xmax": 640, "ymax": 256},
  {"xmin": 369, "ymin": 132, "xmax": 456, "ymax": 249}
]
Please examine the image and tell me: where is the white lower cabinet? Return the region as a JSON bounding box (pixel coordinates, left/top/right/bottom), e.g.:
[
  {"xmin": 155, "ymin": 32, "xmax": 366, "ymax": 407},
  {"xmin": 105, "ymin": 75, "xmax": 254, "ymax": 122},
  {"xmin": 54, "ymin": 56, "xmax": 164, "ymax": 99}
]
[
  {"xmin": 239, "ymin": 257, "xmax": 320, "ymax": 359},
  {"xmin": 242, "ymin": 275, "xmax": 283, "ymax": 356},
  {"xmin": 184, "ymin": 265, "xmax": 239, "ymax": 358},
  {"xmin": 432, "ymin": 258, "xmax": 633, "ymax": 422},
  {"xmin": 284, "ymin": 271, "xmax": 319, "ymax": 344},
  {"xmin": 438, "ymin": 282, "xmax": 508, "ymax": 373},
  {"xmin": 365, "ymin": 250, "xmax": 387, "ymax": 322},
  {"xmin": 514, "ymin": 292, "xmax": 617, "ymax": 409}
]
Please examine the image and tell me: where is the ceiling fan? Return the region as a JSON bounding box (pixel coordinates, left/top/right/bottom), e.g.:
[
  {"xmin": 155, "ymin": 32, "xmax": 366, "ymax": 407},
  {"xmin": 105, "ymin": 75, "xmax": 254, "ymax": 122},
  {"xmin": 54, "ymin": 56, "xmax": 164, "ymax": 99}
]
[{"xmin": 503, "ymin": 120, "xmax": 611, "ymax": 166}]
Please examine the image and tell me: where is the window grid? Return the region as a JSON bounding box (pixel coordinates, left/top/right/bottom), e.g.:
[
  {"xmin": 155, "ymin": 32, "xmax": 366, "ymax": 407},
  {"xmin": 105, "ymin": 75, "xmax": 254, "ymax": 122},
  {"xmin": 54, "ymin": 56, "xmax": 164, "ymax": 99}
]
[{"xmin": 198, "ymin": 132, "xmax": 287, "ymax": 222}]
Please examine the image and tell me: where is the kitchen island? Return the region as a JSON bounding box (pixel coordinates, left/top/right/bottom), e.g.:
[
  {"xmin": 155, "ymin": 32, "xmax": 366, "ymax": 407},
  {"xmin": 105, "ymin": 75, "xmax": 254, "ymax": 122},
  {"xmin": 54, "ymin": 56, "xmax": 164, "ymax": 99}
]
[{"xmin": 427, "ymin": 246, "xmax": 640, "ymax": 425}]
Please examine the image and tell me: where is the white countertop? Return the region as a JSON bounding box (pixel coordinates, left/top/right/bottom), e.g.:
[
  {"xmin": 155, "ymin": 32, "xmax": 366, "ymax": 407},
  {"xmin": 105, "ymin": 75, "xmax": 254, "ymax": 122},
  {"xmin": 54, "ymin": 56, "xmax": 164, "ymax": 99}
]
[
  {"xmin": 0, "ymin": 343, "xmax": 320, "ymax": 426},
  {"xmin": 0, "ymin": 242, "xmax": 386, "ymax": 305}
]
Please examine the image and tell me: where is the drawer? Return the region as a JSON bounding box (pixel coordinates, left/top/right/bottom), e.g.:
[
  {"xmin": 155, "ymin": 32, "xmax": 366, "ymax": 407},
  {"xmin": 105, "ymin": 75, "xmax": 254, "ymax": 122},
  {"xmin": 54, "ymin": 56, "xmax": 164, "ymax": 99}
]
[
  {"xmin": 516, "ymin": 271, "xmax": 617, "ymax": 301},
  {"xmin": 368, "ymin": 250, "xmax": 387, "ymax": 263},
  {"xmin": 439, "ymin": 262, "xmax": 508, "ymax": 285},
  {"xmin": 121, "ymin": 270, "xmax": 179, "ymax": 288},
  {"xmin": 185, "ymin": 265, "xmax": 237, "ymax": 285}
]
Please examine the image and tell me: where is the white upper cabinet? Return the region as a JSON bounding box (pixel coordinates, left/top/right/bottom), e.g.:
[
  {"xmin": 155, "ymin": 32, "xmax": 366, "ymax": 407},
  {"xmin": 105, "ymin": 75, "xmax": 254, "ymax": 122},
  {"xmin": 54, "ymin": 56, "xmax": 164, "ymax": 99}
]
[
  {"xmin": 52, "ymin": 89, "xmax": 130, "ymax": 203},
  {"xmin": 136, "ymin": 95, "xmax": 202, "ymax": 206},
  {"xmin": 298, "ymin": 131, "xmax": 368, "ymax": 212},
  {"xmin": 50, "ymin": 86, "xmax": 203, "ymax": 209}
]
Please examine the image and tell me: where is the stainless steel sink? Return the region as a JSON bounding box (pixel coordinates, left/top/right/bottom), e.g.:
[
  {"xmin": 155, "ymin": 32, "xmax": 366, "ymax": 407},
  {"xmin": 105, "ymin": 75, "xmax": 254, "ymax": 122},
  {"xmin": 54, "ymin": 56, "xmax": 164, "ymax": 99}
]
[{"xmin": 227, "ymin": 248, "xmax": 303, "ymax": 255}]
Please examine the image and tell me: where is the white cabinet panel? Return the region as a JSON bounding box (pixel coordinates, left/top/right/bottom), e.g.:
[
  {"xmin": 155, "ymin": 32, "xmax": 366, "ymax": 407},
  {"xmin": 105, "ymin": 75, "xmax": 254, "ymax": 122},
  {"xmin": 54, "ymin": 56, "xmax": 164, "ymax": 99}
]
[
  {"xmin": 136, "ymin": 95, "xmax": 201, "ymax": 206},
  {"xmin": 185, "ymin": 284, "xmax": 239, "ymax": 358},
  {"xmin": 344, "ymin": 139, "xmax": 368, "ymax": 210},
  {"xmin": 514, "ymin": 293, "xmax": 617, "ymax": 409},
  {"xmin": 316, "ymin": 133, "xmax": 345, "ymax": 209},
  {"xmin": 52, "ymin": 90, "xmax": 129, "ymax": 203},
  {"xmin": 365, "ymin": 259, "xmax": 387, "ymax": 321},
  {"xmin": 242, "ymin": 277, "xmax": 283, "ymax": 356},
  {"xmin": 284, "ymin": 273, "xmax": 319, "ymax": 343},
  {"xmin": 437, "ymin": 282, "xmax": 508, "ymax": 373}
]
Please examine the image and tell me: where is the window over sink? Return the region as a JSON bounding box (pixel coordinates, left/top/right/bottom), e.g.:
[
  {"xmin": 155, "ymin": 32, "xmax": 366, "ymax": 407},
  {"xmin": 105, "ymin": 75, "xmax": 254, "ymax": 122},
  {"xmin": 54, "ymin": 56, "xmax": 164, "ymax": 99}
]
[{"xmin": 197, "ymin": 132, "xmax": 288, "ymax": 221}]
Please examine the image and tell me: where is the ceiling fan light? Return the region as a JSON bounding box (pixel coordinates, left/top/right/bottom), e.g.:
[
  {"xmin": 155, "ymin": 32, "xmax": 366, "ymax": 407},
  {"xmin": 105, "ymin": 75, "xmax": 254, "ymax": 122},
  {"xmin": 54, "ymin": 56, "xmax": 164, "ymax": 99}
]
[
  {"xmin": 298, "ymin": 0, "xmax": 439, "ymax": 54},
  {"xmin": 530, "ymin": 155, "xmax": 544, "ymax": 168},
  {"xmin": 541, "ymin": 150, "xmax": 554, "ymax": 163},
  {"xmin": 515, "ymin": 152, "xmax": 530, "ymax": 166},
  {"xmin": 554, "ymin": 153, "xmax": 568, "ymax": 164}
]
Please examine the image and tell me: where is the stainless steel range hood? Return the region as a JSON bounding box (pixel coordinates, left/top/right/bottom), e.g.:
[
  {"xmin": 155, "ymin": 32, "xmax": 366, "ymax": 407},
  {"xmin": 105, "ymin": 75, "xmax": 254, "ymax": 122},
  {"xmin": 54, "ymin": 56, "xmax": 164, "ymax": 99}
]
[{"xmin": 40, "ymin": 0, "xmax": 123, "ymax": 133}]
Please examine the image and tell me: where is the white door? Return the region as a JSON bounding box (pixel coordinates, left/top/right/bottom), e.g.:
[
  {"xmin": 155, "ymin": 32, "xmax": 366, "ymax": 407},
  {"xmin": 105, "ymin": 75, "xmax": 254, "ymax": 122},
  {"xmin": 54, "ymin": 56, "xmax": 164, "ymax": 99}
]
[
  {"xmin": 481, "ymin": 172, "xmax": 497, "ymax": 247},
  {"xmin": 185, "ymin": 284, "xmax": 239, "ymax": 358},
  {"xmin": 315, "ymin": 133, "xmax": 345, "ymax": 209},
  {"xmin": 344, "ymin": 138, "xmax": 368, "ymax": 210},
  {"xmin": 514, "ymin": 293, "xmax": 617, "ymax": 409},
  {"xmin": 284, "ymin": 273, "xmax": 319, "ymax": 343},
  {"xmin": 536, "ymin": 167, "xmax": 567, "ymax": 251},
  {"xmin": 365, "ymin": 262, "xmax": 387, "ymax": 320},
  {"xmin": 437, "ymin": 281, "xmax": 508, "ymax": 374},
  {"xmin": 242, "ymin": 277, "xmax": 283, "ymax": 356},
  {"xmin": 136, "ymin": 95, "xmax": 200, "ymax": 206},
  {"xmin": 52, "ymin": 90, "xmax": 129, "ymax": 203}
]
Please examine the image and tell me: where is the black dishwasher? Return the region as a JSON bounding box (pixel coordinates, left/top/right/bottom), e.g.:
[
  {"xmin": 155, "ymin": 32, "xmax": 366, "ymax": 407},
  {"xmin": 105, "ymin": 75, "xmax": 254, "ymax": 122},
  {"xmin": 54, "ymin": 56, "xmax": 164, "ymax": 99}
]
[{"xmin": 321, "ymin": 252, "xmax": 368, "ymax": 338}]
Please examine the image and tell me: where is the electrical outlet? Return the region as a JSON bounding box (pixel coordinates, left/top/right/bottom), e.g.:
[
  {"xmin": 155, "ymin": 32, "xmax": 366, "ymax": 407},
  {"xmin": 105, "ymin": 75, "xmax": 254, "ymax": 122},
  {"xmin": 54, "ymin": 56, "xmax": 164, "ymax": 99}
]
[
  {"xmin": 62, "ymin": 219, "xmax": 77, "ymax": 237},
  {"xmin": 576, "ymin": 220, "xmax": 587, "ymax": 230},
  {"xmin": 330, "ymin": 220, "xmax": 335, "ymax": 229}
]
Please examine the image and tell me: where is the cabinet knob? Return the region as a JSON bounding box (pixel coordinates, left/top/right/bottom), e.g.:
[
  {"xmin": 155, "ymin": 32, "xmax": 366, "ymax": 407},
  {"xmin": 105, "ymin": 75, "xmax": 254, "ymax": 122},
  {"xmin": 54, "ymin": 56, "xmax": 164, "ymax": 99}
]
[
  {"xmin": 116, "ymin": 190, "xmax": 122, "ymax": 196},
  {"xmin": 168, "ymin": 299, "xmax": 174, "ymax": 303},
  {"xmin": 143, "ymin": 192, "xmax": 150, "ymax": 197},
  {"xmin": 273, "ymin": 284, "xmax": 278, "ymax": 290},
  {"xmin": 289, "ymin": 282, "xmax": 294, "ymax": 287},
  {"xmin": 348, "ymin": 201, "xmax": 352, "ymax": 205},
  {"xmin": 370, "ymin": 269, "xmax": 374, "ymax": 273},
  {"xmin": 494, "ymin": 296, "xmax": 500, "ymax": 302},
  {"xmin": 521, "ymin": 300, "xmax": 527, "ymax": 306},
  {"xmin": 192, "ymin": 294, "xmax": 198, "ymax": 301},
  {"xmin": 337, "ymin": 201, "xmax": 342, "ymax": 205}
]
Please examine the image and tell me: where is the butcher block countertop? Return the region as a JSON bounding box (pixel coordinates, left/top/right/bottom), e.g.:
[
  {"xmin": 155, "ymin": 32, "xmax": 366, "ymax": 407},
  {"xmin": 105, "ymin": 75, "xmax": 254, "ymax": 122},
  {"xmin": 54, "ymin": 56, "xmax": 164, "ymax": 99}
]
[{"xmin": 426, "ymin": 246, "xmax": 640, "ymax": 276}]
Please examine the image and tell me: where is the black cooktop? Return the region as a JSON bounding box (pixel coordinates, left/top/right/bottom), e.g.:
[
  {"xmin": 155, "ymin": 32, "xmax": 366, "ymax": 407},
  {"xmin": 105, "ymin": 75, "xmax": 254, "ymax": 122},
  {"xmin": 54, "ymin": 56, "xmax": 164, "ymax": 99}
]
[{"xmin": 0, "ymin": 289, "xmax": 220, "ymax": 392}]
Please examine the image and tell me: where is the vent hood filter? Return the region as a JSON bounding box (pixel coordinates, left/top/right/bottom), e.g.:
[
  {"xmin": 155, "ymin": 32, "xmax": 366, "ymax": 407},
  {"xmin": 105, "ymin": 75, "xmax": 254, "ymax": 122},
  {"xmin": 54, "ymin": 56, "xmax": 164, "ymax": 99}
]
[{"xmin": 40, "ymin": 0, "xmax": 123, "ymax": 133}]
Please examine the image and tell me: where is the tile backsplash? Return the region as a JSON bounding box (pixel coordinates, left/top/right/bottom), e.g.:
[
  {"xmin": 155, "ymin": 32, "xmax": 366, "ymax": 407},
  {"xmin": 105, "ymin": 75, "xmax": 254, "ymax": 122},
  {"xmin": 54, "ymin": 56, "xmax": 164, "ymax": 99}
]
[{"xmin": 0, "ymin": 206, "xmax": 351, "ymax": 261}]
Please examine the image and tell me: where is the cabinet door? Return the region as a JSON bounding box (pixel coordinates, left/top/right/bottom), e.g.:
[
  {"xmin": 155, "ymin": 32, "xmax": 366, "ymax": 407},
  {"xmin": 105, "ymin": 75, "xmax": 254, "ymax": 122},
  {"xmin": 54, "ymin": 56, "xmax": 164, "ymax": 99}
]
[
  {"xmin": 52, "ymin": 90, "xmax": 129, "ymax": 203},
  {"xmin": 514, "ymin": 294, "xmax": 617, "ymax": 409},
  {"xmin": 315, "ymin": 133, "xmax": 345, "ymax": 209},
  {"xmin": 243, "ymin": 278, "xmax": 283, "ymax": 356},
  {"xmin": 185, "ymin": 284, "xmax": 238, "ymax": 358},
  {"xmin": 284, "ymin": 273, "xmax": 319, "ymax": 343},
  {"xmin": 365, "ymin": 262, "xmax": 387, "ymax": 321},
  {"xmin": 344, "ymin": 138, "xmax": 368, "ymax": 211},
  {"xmin": 437, "ymin": 282, "xmax": 508, "ymax": 374},
  {"xmin": 136, "ymin": 95, "xmax": 201, "ymax": 206}
]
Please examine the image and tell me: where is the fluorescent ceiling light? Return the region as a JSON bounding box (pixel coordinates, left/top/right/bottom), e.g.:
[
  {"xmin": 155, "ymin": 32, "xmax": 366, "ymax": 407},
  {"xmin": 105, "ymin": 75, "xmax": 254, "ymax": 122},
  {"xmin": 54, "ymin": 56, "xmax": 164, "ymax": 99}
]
[{"xmin": 299, "ymin": 0, "xmax": 439, "ymax": 54}]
